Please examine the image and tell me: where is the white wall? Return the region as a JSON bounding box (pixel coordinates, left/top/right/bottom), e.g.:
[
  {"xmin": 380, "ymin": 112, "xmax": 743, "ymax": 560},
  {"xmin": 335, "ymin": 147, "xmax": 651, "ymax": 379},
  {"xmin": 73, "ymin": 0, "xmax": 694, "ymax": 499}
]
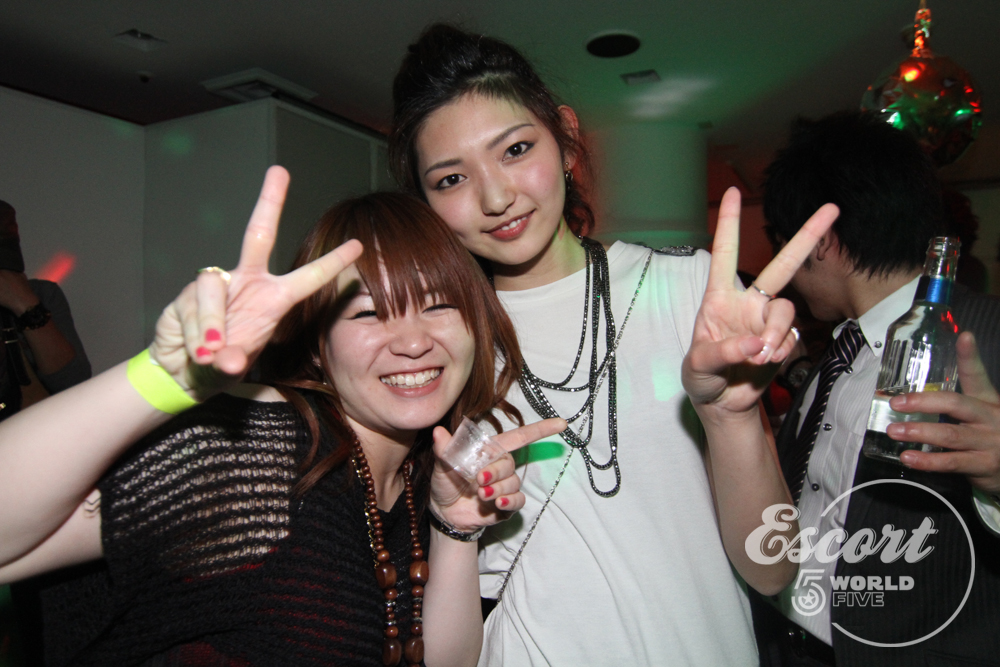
[
  {"xmin": 593, "ymin": 122, "xmax": 710, "ymax": 248},
  {"xmin": 272, "ymin": 105, "xmax": 382, "ymax": 273},
  {"xmin": 142, "ymin": 99, "xmax": 388, "ymax": 341},
  {"xmin": 2, "ymin": 89, "xmax": 389, "ymax": 372},
  {"xmin": 0, "ymin": 86, "xmax": 145, "ymax": 373},
  {"xmin": 143, "ymin": 102, "xmax": 274, "ymax": 339}
]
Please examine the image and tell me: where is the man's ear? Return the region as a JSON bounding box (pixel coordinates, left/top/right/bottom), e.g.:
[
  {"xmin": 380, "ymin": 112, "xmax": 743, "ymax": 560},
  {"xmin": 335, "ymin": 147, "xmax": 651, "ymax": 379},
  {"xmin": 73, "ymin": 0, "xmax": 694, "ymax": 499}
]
[
  {"xmin": 814, "ymin": 229, "xmax": 839, "ymax": 262},
  {"xmin": 558, "ymin": 105, "xmax": 580, "ymax": 170}
]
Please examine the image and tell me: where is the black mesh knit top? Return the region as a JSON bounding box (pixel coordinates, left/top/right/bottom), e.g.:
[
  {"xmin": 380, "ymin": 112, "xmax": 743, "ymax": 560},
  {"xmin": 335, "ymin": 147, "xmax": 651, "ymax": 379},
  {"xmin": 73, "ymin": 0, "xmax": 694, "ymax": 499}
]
[{"xmin": 50, "ymin": 393, "xmax": 429, "ymax": 667}]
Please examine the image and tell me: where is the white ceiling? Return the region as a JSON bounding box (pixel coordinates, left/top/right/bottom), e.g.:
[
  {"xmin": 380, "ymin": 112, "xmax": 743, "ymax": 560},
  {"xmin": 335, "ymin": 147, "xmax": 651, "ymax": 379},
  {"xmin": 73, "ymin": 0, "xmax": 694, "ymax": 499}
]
[{"xmin": 2, "ymin": 0, "xmax": 997, "ymax": 192}]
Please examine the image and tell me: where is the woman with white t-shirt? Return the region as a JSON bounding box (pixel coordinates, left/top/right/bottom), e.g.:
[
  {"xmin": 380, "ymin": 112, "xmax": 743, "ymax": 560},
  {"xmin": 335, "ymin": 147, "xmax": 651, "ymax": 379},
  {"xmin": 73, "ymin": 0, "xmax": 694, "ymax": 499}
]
[{"xmin": 388, "ymin": 24, "xmax": 838, "ymax": 665}]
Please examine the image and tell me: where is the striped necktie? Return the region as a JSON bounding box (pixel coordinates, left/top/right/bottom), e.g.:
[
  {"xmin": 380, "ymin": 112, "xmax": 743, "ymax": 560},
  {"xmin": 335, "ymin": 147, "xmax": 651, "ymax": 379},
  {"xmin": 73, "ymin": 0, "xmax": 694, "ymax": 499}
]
[{"xmin": 784, "ymin": 321, "xmax": 866, "ymax": 504}]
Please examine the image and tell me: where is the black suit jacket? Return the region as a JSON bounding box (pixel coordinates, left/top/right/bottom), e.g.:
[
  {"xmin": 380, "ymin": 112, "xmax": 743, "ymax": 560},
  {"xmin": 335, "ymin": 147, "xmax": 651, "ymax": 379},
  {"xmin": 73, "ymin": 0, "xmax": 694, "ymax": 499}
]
[{"xmin": 764, "ymin": 285, "xmax": 1000, "ymax": 666}]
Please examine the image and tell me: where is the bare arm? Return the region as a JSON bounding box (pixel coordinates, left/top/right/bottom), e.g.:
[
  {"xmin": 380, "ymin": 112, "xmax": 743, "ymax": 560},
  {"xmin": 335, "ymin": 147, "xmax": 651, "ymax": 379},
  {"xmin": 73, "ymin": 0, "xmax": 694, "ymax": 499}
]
[
  {"xmin": 422, "ymin": 418, "xmax": 564, "ymax": 666},
  {"xmin": 0, "ymin": 490, "xmax": 103, "ymax": 584},
  {"xmin": 0, "ymin": 166, "xmax": 362, "ymax": 573},
  {"xmin": 422, "ymin": 534, "xmax": 483, "ymax": 667},
  {"xmin": 0, "ymin": 362, "xmax": 169, "ymax": 567},
  {"xmin": 682, "ymin": 187, "xmax": 838, "ymax": 594},
  {"xmin": 0, "ymin": 270, "xmax": 78, "ymax": 377}
]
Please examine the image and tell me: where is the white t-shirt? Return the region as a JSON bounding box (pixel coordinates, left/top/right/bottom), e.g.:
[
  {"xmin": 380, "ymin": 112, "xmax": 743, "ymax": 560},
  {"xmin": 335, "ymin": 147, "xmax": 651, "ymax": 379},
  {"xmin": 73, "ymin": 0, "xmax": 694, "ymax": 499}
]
[{"xmin": 479, "ymin": 242, "xmax": 758, "ymax": 666}]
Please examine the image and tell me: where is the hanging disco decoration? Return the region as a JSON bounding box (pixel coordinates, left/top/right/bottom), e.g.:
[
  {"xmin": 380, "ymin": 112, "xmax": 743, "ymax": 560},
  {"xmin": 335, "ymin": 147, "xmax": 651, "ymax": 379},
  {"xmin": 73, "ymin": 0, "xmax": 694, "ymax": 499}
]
[{"xmin": 861, "ymin": 1, "xmax": 982, "ymax": 166}]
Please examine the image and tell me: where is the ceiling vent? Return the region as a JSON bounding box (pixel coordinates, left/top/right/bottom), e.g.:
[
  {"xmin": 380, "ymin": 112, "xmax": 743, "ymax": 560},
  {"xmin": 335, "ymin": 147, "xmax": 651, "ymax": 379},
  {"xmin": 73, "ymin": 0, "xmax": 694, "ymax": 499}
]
[
  {"xmin": 201, "ymin": 68, "xmax": 318, "ymax": 103},
  {"xmin": 621, "ymin": 70, "xmax": 661, "ymax": 85},
  {"xmin": 113, "ymin": 29, "xmax": 167, "ymax": 52}
]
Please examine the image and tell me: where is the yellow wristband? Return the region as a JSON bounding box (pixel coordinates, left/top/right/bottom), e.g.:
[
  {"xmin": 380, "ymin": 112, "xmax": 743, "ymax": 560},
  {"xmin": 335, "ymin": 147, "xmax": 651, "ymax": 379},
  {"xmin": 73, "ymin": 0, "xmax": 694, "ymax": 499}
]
[{"xmin": 126, "ymin": 348, "xmax": 199, "ymax": 414}]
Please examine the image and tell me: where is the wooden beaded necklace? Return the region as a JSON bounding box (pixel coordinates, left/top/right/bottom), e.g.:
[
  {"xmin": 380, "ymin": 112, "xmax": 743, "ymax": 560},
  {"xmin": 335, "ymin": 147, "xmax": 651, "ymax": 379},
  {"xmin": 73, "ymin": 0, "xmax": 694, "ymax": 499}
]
[{"xmin": 351, "ymin": 438, "xmax": 427, "ymax": 667}]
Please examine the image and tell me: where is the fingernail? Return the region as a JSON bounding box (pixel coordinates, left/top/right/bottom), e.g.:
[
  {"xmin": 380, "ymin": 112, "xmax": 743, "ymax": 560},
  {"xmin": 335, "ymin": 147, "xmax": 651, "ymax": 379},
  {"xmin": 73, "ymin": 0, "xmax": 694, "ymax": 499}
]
[
  {"xmin": 196, "ymin": 346, "xmax": 211, "ymax": 358},
  {"xmin": 740, "ymin": 337, "xmax": 765, "ymax": 358},
  {"xmin": 499, "ymin": 497, "xmax": 509, "ymax": 508},
  {"xmin": 481, "ymin": 470, "xmax": 493, "ymax": 484},
  {"xmin": 205, "ymin": 328, "xmax": 222, "ymax": 342},
  {"xmin": 483, "ymin": 485, "xmax": 494, "ymax": 498},
  {"xmin": 890, "ymin": 394, "xmax": 907, "ymax": 407},
  {"xmin": 899, "ymin": 451, "xmax": 916, "ymax": 467}
]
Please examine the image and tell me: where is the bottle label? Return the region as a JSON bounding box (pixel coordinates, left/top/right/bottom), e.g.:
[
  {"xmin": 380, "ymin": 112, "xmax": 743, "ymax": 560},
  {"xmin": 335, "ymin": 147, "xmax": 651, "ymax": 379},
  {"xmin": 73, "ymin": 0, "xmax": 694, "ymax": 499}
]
[
  {"xmin": 915, "ymin": 276, "xmax": 953, "ymax": 304},
  {"xmin": 866, "ymin": 389, "xmax": 938, "ymax": 434}
]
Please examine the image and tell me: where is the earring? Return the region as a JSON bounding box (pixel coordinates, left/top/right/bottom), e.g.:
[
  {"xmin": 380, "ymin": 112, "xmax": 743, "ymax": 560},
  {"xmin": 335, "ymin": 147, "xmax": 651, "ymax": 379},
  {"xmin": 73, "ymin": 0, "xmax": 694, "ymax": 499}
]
[{"xmin": 563, "ymin": 162, "xmax": 574, "ymax": 185}]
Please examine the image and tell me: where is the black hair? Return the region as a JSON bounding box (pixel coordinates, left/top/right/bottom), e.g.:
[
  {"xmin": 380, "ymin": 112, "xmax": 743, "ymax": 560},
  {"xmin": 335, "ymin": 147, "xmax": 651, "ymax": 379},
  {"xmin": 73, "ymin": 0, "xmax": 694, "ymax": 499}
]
[
  {"xmin": 763, "ymin": 111, "xmax": 945, "ymax": 277},
  {"xmin": 0, "ymin": 200, "xmax": 15, "ymax": 228},
  {"xmin": 389, "ymin": 23, "xmax": 594, "ymax": 236}
]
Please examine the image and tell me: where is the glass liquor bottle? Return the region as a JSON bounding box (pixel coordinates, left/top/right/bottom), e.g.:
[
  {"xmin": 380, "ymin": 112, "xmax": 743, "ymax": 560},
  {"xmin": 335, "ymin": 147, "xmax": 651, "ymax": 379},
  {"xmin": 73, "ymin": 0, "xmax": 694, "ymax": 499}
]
[{"xmin": 862, "ymin": 236, "xmax": 961, "ymax": 465}]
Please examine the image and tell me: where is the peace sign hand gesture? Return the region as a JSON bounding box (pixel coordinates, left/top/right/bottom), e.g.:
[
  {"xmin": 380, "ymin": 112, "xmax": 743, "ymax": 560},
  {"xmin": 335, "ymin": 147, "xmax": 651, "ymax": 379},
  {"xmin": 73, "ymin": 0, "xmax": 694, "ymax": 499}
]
[
  {"xmin": 151, "ymin": 166, "xmax": 362, "ymax": 399},
  {"xmin": 682, "ymin": 187, "xmax": 838, "ymax": 420}
]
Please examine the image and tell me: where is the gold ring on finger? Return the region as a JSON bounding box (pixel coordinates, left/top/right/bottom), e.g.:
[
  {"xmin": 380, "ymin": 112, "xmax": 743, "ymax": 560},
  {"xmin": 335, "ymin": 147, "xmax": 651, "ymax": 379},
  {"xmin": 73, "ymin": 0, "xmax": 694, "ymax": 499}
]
[
  {"xmin": 750, "ymin": 282, "xmax": 776, "ymax": 300},
  {"xmin": 198, "ymin": 266, "xmax": 232, "ymax": 285}
]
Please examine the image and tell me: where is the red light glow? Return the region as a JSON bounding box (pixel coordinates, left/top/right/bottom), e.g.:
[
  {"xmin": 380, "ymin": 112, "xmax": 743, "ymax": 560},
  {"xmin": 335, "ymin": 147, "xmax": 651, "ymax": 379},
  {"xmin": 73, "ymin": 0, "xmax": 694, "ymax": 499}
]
[
  {"xmin": 945, "ymin": 311, "xmax": 958, "ymax": 333},
  {"xmin": 36, "ymin": 251, "xmax": 76, "ymax": 284}
]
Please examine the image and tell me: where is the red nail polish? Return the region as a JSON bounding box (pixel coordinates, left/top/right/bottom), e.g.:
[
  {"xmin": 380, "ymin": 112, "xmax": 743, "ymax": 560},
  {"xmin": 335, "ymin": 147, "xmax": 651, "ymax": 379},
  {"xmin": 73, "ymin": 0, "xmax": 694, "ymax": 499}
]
[
  {"xmin": 499, "ymin": 497, "xmax": 509, "ymax": 508},
  {"xmin": 481, "ymin": 471, "xmax": 493, "ymax": 484},
  {"xmin": 205, "ymin": 328, "xmax": 222, "ymax": 342},
  {"xmin": 483, "ymin": 485, "xmax": 494, "ymax": 498},
  {"xmin": 196, "ymin": 346, "xmax": 211, "ymax": 358}
]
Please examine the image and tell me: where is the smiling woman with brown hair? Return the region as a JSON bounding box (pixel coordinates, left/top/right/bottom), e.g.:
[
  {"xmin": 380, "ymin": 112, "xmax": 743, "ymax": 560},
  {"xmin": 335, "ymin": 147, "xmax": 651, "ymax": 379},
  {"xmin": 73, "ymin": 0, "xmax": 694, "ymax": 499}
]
[{"xmin": 0, "ymin": 168, "xmax": 563, "ymax": 667}]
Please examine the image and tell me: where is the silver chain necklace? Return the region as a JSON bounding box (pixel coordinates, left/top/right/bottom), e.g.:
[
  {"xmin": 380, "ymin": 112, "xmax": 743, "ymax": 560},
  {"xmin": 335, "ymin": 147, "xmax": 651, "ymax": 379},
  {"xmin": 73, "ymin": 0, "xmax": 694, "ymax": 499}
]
[
  {"xmin": 496, "ymin": 242, "xmax": 654, "ymax": 602},
  {"xmin": 518, "ymin": 238, "xmax": 652, "ymax": 497}
]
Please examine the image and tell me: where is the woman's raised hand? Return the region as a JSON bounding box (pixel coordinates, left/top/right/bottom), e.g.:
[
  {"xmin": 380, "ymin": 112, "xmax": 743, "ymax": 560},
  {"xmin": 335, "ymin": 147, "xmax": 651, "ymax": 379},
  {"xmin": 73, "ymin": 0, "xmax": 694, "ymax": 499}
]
[
  {"xmin": 682, "ymin": 187, "xmax": 838, "ymax": 418},
  {"xmin": 428, "ymin": 418, "xmax": 566, "ymax": 531},
  {"xmin": 151, "ymin": 166, "xmax": 362, "ymax": 398}
]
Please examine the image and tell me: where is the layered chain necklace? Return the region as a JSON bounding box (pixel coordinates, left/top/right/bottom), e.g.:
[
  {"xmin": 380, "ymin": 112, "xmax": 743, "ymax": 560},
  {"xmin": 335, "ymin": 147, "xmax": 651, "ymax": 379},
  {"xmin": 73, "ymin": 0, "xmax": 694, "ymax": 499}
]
[
  {"xmin": 517, "ymin": 238, "xmax": 652, "ymax": 498},
  {"xmin": 351, "ymin": 439, "xmax": 426, "ymax": 667},
  {"xmin": 496, "ymin": 241, "xmax": 689, "ymax": 603}
]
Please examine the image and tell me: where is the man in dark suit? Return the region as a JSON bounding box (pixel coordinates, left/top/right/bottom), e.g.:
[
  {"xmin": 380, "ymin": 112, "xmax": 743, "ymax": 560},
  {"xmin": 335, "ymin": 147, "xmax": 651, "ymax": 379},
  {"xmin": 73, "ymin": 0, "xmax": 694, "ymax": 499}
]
[{"xmin": 751, "ymin": 111, "xmax": 1000, "ymax": 666}]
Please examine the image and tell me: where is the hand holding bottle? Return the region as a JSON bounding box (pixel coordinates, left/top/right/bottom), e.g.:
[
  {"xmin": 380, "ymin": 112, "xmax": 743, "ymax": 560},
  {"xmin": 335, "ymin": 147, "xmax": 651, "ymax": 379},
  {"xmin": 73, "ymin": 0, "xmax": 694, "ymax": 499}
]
[
  {"xmin": 889, "ymin": 331, "xmax": 1000, "ymax": 495},
  {"xmin": 862, "ymin": 237, "xmax": 961, "ymax": 464}
]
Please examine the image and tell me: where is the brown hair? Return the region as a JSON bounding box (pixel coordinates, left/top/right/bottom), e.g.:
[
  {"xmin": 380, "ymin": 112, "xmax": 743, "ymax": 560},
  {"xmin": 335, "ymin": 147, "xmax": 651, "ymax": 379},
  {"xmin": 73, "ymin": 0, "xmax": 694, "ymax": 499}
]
[
  {"xmin": 257, "ymin": 191, "xmax": 523, "ymax": 496},
  {"xmin": 389, "ymin": 23, "xmax": 594, "ymax": 237}
]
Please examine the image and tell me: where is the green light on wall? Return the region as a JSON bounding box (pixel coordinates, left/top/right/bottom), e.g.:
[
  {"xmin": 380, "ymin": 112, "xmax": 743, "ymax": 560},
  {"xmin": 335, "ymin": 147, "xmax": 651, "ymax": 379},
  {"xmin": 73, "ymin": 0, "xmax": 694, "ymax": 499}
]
[
  {"xmin": 161, "ymin": 131, "xmax": 194, "ymax": 156},
  {"xmin": 651, "ymin": 357, "xmax": 683, "ymax": 402},
  {"xmin": 105, "ymin": 118, "xmax": 139, "ymax": 138},
  {"xmin": 199, "ymin": 203, "xmax": 226, "ymax": 234}
]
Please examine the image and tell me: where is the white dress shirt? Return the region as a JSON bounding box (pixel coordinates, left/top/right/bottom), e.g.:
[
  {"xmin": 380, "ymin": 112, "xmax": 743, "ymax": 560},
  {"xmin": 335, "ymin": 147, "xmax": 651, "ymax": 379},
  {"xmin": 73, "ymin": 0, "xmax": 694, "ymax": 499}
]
[{"xmin": 773, "ymin": 276, "xmax": 1000, "ymax": 643}]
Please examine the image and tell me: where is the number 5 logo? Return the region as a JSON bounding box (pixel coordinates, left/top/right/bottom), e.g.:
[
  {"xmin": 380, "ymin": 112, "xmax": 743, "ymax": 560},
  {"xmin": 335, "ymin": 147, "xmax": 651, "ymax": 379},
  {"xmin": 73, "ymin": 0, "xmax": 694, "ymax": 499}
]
[{"xmin": 791, "ymin": 569, "xmax": 826, "ymax": 617}]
